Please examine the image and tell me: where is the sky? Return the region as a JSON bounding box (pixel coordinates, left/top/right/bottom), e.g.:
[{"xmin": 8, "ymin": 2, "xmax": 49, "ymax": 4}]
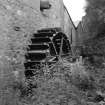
[{"xmin": 63, "ymin": 0, "xmax": 86, "ymax": 26}]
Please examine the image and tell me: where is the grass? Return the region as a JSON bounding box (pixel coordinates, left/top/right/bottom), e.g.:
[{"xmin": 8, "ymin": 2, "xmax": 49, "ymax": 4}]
[{"xmin": 1, "ymin": 57, "xmax": 105, "ymax": 105}]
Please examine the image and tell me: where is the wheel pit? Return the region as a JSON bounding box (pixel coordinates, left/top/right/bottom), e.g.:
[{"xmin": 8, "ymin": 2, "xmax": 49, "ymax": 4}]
[{"xmin": 24, "ymin": 28, "xmax": 71, "ymax": 78}]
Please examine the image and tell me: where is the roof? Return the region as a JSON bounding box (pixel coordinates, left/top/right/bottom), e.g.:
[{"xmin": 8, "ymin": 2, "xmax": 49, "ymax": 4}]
[{"xmin": 63, "ymin": 5, "xmax": 76, "ymax": 29}]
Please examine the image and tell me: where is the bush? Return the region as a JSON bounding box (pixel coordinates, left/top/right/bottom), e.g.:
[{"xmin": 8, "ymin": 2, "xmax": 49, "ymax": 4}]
[{"xmin": 69, "ymin": 61, "xmax": 96, "ymax": 92}]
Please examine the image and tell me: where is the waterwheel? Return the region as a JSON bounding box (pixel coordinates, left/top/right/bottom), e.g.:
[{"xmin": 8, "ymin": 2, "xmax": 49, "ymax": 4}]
[{"xmin": 24, "ymin": 28, "xmax": 71, "ymax": 78}]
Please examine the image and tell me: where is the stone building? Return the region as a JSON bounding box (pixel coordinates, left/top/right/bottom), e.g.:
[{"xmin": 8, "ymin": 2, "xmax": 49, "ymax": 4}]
[
  {"xmin": 23, "ymin": 0, "xmax": 77, "ymax": 49},
  {"xmin": 40, "ymin": 0, "xmax": 64, "ymax": 29},
  {"xmin": 77, "ymin": 15, "xmax": 92, "ymax": 46},
  {"xmin": 0, "ymin": 0, "xmax": 77, "ymax": 78},
  {"xmin": 63, "ymin": 6, "xmax": 77, "ymax": 55},
  {"xmin": 64, "ymin": 6, "xmax": 77, "ymax": 47},
  {"xmin": 0, "ymin": 0, "xmax": 76, "ymax": 42},
  {"xmin": 21, "ymin": 0, "xmax": 76, "ymax": 44},
  {"xmin": 21, "ymin": 0, "xmax": 64, "ymax": 30},
  {"xmin": 76, "ymin": 15, "xmax": 94, "ymax": 56},
  {"xmin": 77, "ymin": 22, "xmax": 84, "ymax": 46}
]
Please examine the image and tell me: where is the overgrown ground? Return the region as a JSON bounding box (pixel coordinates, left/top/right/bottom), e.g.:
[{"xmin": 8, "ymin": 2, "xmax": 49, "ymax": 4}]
[{"xmin": 1, "ymin": 57, "xmax": 105, "ymax": 105}]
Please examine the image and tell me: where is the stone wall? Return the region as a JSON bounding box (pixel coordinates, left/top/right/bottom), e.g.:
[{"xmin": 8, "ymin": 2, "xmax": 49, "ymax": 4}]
[
  {"xmin": 0, "ymin": 0, "xmax": 77, "ymax": 78},
  {"xmin": 40, "ymin": 0, "xmax": 64, "ymax": 29},
  {"xmin": 0, "ymin": 0, "xmax": 43, "ymax": 79},
  {"xmin": 77, "ymin": 15, "xmax": 93, "ymax": 46},
  {"xmin": 63, "ymin": 6, "xmax": 77, "ymax": 55}
]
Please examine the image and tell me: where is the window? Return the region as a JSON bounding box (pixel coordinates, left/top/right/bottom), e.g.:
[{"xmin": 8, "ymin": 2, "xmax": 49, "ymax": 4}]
[{"xmin": 40, "ymin": 0, "xmax": 51, "ymax": 11}]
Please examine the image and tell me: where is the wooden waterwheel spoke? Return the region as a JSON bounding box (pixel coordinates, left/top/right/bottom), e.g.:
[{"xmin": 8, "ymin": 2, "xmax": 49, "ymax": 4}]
[{"xmin": 59, "ymin": 37, "xmax": 64, "ymax": 56}]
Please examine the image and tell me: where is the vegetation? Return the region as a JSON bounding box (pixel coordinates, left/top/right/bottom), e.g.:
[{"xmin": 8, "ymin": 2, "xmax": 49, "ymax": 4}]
[
  {"xmin": 80, "ymin": 0, "xmax": 105, "ymax": 70},
  {"xmin": 85, "ymin": 0, "xmax": 105, "ymax": 37},
  {"xmin": 1, "ymin": 0, "xmax": 105, "ymax": 105},
  {"xmin": 78, "ymin": 1, "xmax": 105, "ymax": 104},
  {"xmin": 0, "ymin": 60, "xmax": 96, "ymax": 105}
]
